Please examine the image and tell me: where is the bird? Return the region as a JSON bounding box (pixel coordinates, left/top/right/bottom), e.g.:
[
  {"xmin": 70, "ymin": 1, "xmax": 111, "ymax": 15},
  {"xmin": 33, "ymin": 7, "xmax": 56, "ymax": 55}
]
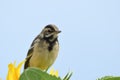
[{"xmin": 24, "ymin": 24, "xmax": 61, "ymax": 71}]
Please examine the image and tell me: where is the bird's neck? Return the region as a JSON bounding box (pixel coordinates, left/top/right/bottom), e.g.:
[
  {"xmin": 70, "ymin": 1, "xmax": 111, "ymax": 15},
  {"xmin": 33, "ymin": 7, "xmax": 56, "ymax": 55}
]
[{"xmin": 43, "ymin": 36, "xmax": 58, "ymax": 51}]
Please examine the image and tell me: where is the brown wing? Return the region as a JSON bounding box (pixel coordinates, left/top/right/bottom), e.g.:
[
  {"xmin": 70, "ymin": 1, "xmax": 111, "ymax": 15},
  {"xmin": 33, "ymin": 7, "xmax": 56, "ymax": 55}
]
[
  {"xmin": 24, "ymin": 34, "xmax": 40, "ymax": 69},
  {"xmin": 24, "ymin": 47, "xmax": 33, "ymax": 69}
]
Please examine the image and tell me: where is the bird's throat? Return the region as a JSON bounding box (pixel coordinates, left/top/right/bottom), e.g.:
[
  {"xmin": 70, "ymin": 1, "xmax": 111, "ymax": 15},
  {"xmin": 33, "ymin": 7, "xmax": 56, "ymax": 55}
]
[{"xmin": 43, "ymin": 36, "xmax": 58, "ymax": 51}]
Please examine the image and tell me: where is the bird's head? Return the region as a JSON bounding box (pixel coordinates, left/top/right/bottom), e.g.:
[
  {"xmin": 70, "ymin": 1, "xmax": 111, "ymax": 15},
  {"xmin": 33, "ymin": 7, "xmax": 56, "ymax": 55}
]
[{"xmin": 41, "ymin": 24, "xmax": 61, "ymax": 42}]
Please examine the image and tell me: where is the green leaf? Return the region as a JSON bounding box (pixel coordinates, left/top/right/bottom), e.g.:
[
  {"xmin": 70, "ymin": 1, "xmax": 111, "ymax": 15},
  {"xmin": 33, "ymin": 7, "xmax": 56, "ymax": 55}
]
[
  {"xmin": 19, "ymin": 67, "xmax": 61, "ymax": 80},
  {"xmin": 97, "ymin": 76, "xmax": 120, "ymax": 80}
]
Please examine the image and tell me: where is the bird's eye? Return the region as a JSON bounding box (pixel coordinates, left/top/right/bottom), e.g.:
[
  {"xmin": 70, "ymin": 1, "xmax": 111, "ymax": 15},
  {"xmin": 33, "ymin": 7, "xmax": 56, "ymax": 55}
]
[
  {"xmin": 48, "ymin": 30, "xmax": 53, "ymax": 32},
  {"xmin": 48, "ymin": 30, "xmax": 51, "ymax": 32}
]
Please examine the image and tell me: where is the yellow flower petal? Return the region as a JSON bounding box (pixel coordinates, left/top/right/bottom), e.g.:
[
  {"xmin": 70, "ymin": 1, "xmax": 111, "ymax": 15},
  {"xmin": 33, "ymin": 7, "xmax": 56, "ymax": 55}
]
[
  {"xmin": 49, "ymin": 68, "xmax": 54, "ymax": 75},
  {"xmin": 7, "ymin": 60, "xmax": 25, "ymax": 80},
  {"xmin": 15, "ymin": 60, "xmax": 25, "ymax": 79},
  {"xmin": 7, "ymin": 63, "xmax": 16, "ymax": 80},
  {"xmin": 54, "ymin": 70, "xmax": 58, "ymax": 77},
  {"xmin": 49, "ymin": 68, "xmax": 59, "ymax": 77}
]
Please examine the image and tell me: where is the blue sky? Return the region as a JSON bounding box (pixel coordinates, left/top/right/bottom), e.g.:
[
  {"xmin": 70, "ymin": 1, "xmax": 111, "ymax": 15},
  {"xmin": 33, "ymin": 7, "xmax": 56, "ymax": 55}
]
[{"xmin": 0, "ymin": 0, "xmax": 120, "ymax": 80}]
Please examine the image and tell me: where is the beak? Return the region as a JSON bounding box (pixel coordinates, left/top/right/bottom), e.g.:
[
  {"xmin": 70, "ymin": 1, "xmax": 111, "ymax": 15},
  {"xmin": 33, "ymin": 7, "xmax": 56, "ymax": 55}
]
[{"xmin": 56, "ymin": 30, "xmax": 61, "ymax": 34}]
